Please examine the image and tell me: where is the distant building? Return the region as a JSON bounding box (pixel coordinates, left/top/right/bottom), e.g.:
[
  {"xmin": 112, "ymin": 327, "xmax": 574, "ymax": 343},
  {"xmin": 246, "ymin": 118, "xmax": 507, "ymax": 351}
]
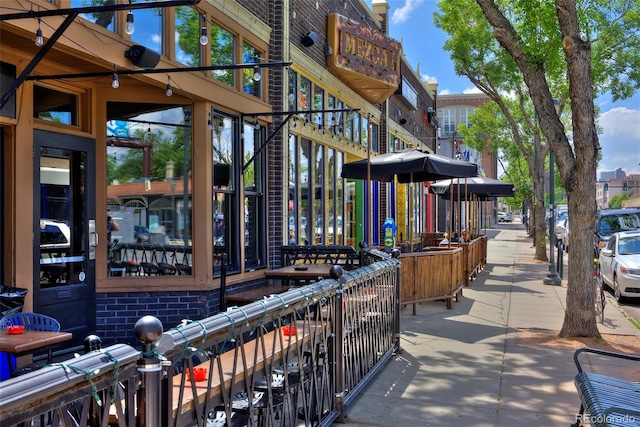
[
  {"xmin": 436, "ymin": 93, "xmax": 499, "ymax": 229},
  {"xmin": 598, "ymin": 173, "xmax": 640, "ymax": 208},
  {"xmin": 600, "ymin": 168, "xmax": 626, "ymax": 180}
]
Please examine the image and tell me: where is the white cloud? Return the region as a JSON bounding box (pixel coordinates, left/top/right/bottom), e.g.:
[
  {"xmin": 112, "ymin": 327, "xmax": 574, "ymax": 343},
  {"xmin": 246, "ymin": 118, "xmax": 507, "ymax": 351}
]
[
  {"xmin": 390, "ymin": 0, "xmax": 424, "ymax": 24},
  {"xmin": 420, "ymin": 73, "xmax": 437, "ymax": 83},
  {"xmin": 597, "ymin": 107, "xmax": 640, "ymax": 175},
  {"xmin": 438, "ymin": 88, "xmax": 452, "ymax": 95},
  {"xmin": 462, "ymin": 86, "xmax": 483, "ymax": 94}
]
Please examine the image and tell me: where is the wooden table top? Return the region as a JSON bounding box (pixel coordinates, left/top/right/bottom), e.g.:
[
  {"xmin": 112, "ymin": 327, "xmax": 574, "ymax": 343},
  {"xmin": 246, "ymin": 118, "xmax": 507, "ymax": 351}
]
[
  {"xmin": 264, "ymin": 264, "xmax": 335, "ymax": 280},
  {"xmin": 0, "ymin": 330, "xmax": 73, "ymax": 355},
  {"xmin": 225, "ymin": 285, "xmax": 291, "ymax": 303}
]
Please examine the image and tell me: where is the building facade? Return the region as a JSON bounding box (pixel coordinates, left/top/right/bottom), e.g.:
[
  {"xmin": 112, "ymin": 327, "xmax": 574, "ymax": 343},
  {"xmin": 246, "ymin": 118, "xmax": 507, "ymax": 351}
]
[
  {"xmin": 435, "ymin": 93, "xmax": 499, "ymax": 230},
  {"xmin": 1, "ymin": 0, "xmax": 439, "ymax": 347}
]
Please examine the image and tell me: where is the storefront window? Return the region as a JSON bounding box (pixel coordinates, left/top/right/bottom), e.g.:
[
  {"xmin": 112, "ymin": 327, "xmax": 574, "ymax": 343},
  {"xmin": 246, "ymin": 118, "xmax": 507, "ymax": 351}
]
[
  {"xmin": 335, "ymin": 151, "xmax": 345, "ymax": 244},
  {"xmin": 353, "ymin": 112, "xmax": 360, "ymax": 145},
  {"xmin": 175, "ymin": 6, "xmax": 201, "ymax": 66},
  {"xmin": 361, "ymin": 115, "xmax": 368, "ymax": 148},
  {"xmin": 243, "ymin": 122, "xmax": 265, "ymax": 269},
  {"xmin": 212, "ymin": 114, "xmax": 235, "ymax": 274},
  {"xmin": 106, "ymin": 104, "xmax": 192, "ymax": 277},
  {"xmin": 287, "ymin": 135, "xmax": 298, "ymax": 244},
  {"xmin": 210, "ymin": 23, "xmax": 235, "ymax": 86},
  {"xmin": 345, "ymin": 109, "xmax": 353, "ymax": 141},
  {"xmin": 370, "ymin": 122, "xmax": 379, "ymax": 152},
  {"xmin": 298, "ymin": 139, "xmax": 311, "ymax": 244},
  {"xmin": 313, "ymin": 85, "xmax": 324, "ymax": 127},
  {"xmin": 313, "ymin": 143, "xmax": 324, "ymax": 244},
  {"xmin": 299, "ymin": 77, "xmax": 312, "ymax": 122},
  {"xmin": 242, "ymin": 42, "xmax": 263, "ymax": 98},
  {"xmin": 288, "ymin": 70, "xmax": 297, "ymax": 111}
]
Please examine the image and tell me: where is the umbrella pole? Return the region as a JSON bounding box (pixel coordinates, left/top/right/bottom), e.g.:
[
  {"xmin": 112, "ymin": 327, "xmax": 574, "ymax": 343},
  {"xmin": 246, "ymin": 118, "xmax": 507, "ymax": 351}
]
[{"xmin": 367, "ymin": 126, "xmax": 372, "ymax": 246}]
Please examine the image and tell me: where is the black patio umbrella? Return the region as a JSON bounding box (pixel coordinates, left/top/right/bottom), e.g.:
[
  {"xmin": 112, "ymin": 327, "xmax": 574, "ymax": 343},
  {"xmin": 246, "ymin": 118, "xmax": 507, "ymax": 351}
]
[
  {"xmin": 341, "ymin": 148, "xmax": 478, "ymax": 183},
  {"xmin": 429, "ymin": 176, "xmax": 516, "ymax": 198}
]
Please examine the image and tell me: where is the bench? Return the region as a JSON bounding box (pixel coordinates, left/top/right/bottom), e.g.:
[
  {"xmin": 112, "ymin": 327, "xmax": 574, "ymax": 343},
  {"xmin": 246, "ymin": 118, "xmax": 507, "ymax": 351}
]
[
  {"xmin": 572, "ymin": 347, "xmax": 640, "ymax": 427},
  {"xmin": 280, "ymin": 245, "xmax": 358, "ymax": 270}
]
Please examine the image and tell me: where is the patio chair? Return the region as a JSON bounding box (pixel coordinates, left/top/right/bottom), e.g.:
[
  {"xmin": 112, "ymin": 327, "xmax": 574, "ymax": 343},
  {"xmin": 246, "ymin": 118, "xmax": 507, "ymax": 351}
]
[{"xmin": 0, "ymin": 312, "xmax": 61, "ymax": 365}]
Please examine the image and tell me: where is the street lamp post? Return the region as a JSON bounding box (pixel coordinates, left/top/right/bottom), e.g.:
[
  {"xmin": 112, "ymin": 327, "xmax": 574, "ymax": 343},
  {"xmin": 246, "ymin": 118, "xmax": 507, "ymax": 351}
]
[{"xmin": 543, "ymin": 98, "xmax": 562, "ymax": 285}]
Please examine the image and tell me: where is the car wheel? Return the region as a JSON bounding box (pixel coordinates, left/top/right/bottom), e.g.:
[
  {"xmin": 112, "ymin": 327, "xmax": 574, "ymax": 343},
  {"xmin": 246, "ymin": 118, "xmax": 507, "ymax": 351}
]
[{"xmin": 613, "ymin": 275, "xmax": 625, "ymax": 303}]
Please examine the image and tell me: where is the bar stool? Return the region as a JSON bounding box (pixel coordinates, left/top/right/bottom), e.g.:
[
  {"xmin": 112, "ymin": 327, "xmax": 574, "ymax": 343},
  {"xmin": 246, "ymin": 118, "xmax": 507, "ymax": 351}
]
[
  {"xmin": 227, "ymin": 390, "xmax": 283, "ymax": 427},
  {"xmin": 272, "ymin": 360, "xmax": 312, "ymax": 422},
  {"xmin": 299, "ymin": 343, "xmax": 326, "ymax": 422}
]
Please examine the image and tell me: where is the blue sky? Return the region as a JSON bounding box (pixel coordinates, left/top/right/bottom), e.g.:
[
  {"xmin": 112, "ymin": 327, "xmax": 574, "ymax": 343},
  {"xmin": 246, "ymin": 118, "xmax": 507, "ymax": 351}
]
[{"xmin": 370, "ymin": 0, "xmax": 640, "ymax": 177}]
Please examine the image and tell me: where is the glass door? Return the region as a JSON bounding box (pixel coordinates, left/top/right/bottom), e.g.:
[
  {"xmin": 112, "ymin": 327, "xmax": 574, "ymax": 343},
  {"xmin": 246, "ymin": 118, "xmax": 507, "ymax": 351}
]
[{"xmin": 34, "ymin": 130, "xmax": 95, "ymax": 349}]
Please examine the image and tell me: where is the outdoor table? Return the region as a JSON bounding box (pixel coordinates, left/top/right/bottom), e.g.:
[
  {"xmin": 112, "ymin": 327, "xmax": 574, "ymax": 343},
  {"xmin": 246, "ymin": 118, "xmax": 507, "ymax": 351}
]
[
  {"xmin": 264, "ymin": 264, "xmax": 334, "ymax": 285},
  {"xmin": 0, "ymin": 329, "xmax": 73, "ymax": 374},
  {"xmin": 225, "ymin": 285, "xmax": 291, "ymax": 304}
]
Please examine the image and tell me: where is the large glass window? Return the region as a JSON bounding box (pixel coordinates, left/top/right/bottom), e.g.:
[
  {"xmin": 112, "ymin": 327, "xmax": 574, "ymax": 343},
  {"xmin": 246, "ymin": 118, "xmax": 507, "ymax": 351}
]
[
  {"xmin": 439, "ymin": 109, "xmax": 456, "ymax": 136},
  {"xmin": 312, "ymin": 143, "xmax": 324, "ymax": 244},
  {"xmin": 297, "ymin": 139, "xmax": 311, "ymax": 244},
  {"xmin": 130, "ymin": 5, "xmax": 163, "ymax": 53},
  {"xmin": 212, "ymin": 114, "xmax": 235, "ymax": 273},
  {"xmin": 243, "ymin": 122, "xmax": 266, "ymax": 269},
  {"xmin": 210, "ymin": 23, "xmax": 235, "ymax": 86},
  {"xmin": 106, "ymin": 104, "xmax": 192, "ymax": 277},
  {"xmin": 73, "ymin": 0, "xmax": 115, "ymax": 32},
  {"xmin": 288, "ymin": 70, "xmax": 297, "ymax": 111},
  {"xmin": 242, "ymin": 42, "xmax": 263, "ymax": 98},
  {"xmin": 313, "ymin": 85, "xmax": 324, "ymax": 127},
  {"xmin": 174, "ymin": 6, "xmax": 201, "ymax": 66},
  {"xmin": 298, "ymin": 77, "xmax": 312, "ymax": 122}
]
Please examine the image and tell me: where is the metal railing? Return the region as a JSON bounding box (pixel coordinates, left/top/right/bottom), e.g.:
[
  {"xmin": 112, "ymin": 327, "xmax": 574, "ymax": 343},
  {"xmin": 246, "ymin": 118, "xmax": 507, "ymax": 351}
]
[{"xmin": 0, "ymin": 248, "xmax": 399, "ymax": 427}]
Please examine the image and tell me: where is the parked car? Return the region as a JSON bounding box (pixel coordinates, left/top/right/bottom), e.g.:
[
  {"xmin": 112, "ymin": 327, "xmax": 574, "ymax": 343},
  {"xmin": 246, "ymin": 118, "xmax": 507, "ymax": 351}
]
[
  {"xmin": 555, "ymin": 218, "xmax": 570, "ymax": 250},
  {"xmin": 594, "ymin": 208, "xmax": 640, "ymax": 256},
  {"xmin": 599, "ymin": 229, "xmax": 640, "ymax": 302},
  {"xmin": 39, "ymin": 219, "xmax": 70, "ymax": 250},
  {"xmin": 134, "ymin": 225, "xmax": 151, "ymax": 243},
  {"xmin": 497, "ymin": 211, "xmax": 513, "ymax": 222}
]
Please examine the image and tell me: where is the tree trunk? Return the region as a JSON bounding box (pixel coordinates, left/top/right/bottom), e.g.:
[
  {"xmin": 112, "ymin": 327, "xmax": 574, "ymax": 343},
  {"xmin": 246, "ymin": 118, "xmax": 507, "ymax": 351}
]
[{"xmin": 555, "ymin": 0, "xmax": 600, "ymax": 338}]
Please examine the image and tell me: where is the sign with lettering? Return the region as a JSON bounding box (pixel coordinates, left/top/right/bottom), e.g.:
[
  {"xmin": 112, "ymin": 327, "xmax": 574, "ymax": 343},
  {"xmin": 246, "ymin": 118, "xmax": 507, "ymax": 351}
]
[{"xmin": 327, "ymin": 13, "xmax": 401, "ymax": 104}]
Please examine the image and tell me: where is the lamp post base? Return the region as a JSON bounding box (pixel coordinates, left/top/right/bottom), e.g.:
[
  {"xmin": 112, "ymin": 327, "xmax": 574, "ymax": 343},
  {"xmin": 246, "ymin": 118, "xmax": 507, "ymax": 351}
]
[{"xmin": 543, "ymin": 264, "xmax": 562, "ymax": 286}]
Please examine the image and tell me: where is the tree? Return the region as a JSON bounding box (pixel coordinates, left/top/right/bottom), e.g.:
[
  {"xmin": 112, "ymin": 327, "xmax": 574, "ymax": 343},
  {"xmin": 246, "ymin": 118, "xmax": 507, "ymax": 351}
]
[
  {"xmin": 608, "ymin": 193, "xmax": 630, "ymax": 208},
  {"xmin": 436, "ymin": 0, "xmax": 640, "ymax": 337}
]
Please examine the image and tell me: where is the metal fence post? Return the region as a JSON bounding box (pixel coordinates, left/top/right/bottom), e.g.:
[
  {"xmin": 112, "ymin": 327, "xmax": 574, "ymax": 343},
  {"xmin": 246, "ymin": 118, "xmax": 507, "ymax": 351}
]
[
  {"xmin": 331, "ymin": 265, "xmax": 347, "ymax": 423},
  {"xmin": 135, "ymin": 315, "xmax": 163, "ymax": 427},
  {"xmin": 392, "ymin": 249, "xmax": 402, "ymax": 354}
]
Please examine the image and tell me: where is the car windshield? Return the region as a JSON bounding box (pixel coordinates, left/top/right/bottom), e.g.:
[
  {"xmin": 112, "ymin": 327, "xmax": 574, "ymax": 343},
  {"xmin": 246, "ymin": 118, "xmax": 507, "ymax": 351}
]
[
  {"xmin": 600, "ymin": 212, "xmax": 640, "ymax": 234},
  {"xmin": 619, "ymin": 237, "xmax": 640, "ymax": 255}
]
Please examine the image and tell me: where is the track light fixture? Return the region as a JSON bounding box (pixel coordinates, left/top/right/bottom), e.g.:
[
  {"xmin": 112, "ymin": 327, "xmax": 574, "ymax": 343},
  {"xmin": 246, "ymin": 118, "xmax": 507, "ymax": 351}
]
[
  {"xmin": 253, "ymin": 65, "xmax": 261, "ymax": 82},
  {"xmin": 166, "ymin": 76, "xmax": 173, "ymax": 96},
  {"xmin": 125, "ymin": 11, "xmax": 134, "ymax": 35},
  {"xmin": 35, "ymin": 18, "xmax": 44, "ymax": 46},
  {"xmin": 111, "ymin": 65, "xmax": 119, "ymax": 89}
]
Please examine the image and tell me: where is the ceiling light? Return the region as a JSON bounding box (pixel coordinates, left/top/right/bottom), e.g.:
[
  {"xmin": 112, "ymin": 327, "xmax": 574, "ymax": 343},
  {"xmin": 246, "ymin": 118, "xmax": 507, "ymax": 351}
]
[{"xmin": 125, "ymin": 11, "xmax": 134, "ymax": 35}]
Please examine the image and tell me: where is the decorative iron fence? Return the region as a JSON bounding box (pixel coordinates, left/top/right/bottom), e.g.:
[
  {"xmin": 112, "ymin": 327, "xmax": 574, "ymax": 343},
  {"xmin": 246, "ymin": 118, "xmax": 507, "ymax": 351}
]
[{"xmin": 0, "ymin": 249, "xmax": 399, "ymax": 427}]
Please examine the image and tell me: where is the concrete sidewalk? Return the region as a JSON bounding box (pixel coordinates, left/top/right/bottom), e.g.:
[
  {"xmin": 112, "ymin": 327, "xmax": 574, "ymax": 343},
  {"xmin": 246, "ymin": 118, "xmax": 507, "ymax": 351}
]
[{"xmin": 338, "ymin": 227, "xmax": 640, "ymax": 426}]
